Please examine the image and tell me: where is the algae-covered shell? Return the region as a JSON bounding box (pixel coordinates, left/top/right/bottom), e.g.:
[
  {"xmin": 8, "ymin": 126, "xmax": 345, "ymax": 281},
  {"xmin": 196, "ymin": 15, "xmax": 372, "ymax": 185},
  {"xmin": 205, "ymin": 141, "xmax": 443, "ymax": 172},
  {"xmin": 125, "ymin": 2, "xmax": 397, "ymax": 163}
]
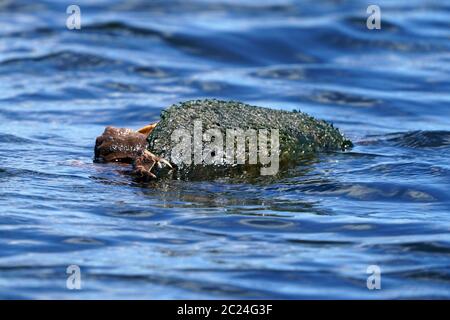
[{"xmin": 147, "ymin": 99, "xmax": 352, "ymax": 178}]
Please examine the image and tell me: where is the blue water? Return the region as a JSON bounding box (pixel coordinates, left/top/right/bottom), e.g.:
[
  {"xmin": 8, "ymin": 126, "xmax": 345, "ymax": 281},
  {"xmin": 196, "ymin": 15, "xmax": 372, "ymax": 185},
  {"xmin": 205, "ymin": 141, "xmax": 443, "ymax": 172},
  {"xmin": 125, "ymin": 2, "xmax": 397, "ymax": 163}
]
[{"xmin": 1, "ymin": 0, "xmax": 450, "ymax": 299}]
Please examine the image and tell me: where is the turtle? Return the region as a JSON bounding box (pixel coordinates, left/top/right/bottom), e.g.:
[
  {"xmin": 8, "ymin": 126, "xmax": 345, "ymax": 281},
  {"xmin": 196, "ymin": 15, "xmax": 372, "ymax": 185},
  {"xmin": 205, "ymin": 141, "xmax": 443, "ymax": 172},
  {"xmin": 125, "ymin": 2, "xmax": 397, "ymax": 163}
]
[{"xmin": 94, "ymin": 99, "xmax": 352, "ymax": 180}]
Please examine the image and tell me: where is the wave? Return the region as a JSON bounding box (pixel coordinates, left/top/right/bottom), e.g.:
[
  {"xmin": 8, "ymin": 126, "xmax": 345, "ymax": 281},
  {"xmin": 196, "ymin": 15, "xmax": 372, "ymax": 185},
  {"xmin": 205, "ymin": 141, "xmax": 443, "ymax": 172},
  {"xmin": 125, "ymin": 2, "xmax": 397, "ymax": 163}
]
[
  {"xmin": 0, "ymin": 133, "xmax": 33, "ymax": 144},
  {"xmin": 367, "ymin": 131, "xmax": 450, "ymax": 148},
  {"xmin": 0, "ymin": 50, "xmax": 126, "ymax": 71},
  {"xmin": 294, "ymin": 181, "xmax": 442, "ymax": 203}
]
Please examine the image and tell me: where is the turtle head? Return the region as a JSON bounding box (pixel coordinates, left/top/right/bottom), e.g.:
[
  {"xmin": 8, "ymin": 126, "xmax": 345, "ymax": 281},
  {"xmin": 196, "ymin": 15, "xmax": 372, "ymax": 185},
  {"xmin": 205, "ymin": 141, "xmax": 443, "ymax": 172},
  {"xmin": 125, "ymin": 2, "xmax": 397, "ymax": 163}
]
[{"xmin": 94, "ymin": 126, "xmax": 148, "ymax": 163}]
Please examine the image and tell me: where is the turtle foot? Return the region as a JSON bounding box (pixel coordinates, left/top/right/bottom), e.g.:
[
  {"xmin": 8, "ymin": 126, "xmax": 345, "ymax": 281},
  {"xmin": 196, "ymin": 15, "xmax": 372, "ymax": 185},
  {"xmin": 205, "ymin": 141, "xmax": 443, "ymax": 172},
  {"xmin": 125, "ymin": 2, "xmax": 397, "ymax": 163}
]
[{"xmin": 132, "ymin": 150, "xmax": 173, "ymax": 180}]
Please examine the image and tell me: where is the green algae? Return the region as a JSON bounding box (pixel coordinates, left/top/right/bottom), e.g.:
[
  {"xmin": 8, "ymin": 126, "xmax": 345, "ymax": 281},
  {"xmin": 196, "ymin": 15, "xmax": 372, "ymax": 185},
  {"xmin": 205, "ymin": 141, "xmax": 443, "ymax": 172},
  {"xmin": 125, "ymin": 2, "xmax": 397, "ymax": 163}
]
[{"xmin": 147, "ymin": 99, "xmax": 352, "ymax": 179}]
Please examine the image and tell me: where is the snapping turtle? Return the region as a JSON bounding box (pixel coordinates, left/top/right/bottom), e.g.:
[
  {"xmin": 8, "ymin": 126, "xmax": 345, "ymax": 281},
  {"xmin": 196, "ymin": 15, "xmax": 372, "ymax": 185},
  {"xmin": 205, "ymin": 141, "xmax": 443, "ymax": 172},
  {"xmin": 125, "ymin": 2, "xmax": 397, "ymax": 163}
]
[{"xmin": 94, "ymin": 99, "xmax": 352, "ymax": 179}]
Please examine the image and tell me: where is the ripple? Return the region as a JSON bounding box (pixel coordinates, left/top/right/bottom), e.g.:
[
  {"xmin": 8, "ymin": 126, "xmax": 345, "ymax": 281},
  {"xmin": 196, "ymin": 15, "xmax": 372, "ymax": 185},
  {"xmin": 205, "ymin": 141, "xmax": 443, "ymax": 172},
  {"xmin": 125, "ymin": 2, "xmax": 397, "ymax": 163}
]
[
  {"xmin": 385, "ymin": 131, "xmax": 450, "ymax": 148},
  {"xmin": 297, "ymin": 181, "xmax": 442, "ymax": 203},
  {"xmin": 0, "ymin": 50, "xmax": 128, "ymax": 72},
  {"xmin": 252, "ymin": 66, "xmax": 306, "ymax": 80},
  {"xmin": 63, "ymin": 237, "xmax": 104, "ymax": 246},
  {"xmin": 83, "ymin": 21, "xmax": 165, "ymax": 38},
  {"xmin": 0, "ymin": 133, "xmax": 33, "ymax": 144},
  {"xmin": 285, "ymin": 239, "xmax": 353, "ymax": 246},
  {"xmin": 310, "ymin": 90, "xmax": 380, "ymax": 107},
  {"xmin": 133, "ymin": 66, "xmax": 172, "ymax": 78},
  {"xmin": 239, "ymin": 218, "xmax": 294, "ymax": 229},
  {"xmin": 399, "ymin": 241, "xmax": 450, "ymax": 255},
  {"xmin": 351, "ymin": 162, "xmax": 450, "ymax": 180}
]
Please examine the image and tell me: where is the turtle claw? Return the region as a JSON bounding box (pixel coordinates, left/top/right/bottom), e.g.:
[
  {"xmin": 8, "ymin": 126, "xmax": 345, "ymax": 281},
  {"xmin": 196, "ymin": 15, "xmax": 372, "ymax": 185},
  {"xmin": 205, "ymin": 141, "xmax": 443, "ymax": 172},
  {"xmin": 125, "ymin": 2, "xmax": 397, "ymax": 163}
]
[
  {"xmin": 132, "ymin": 150, "xmax": 172, "ymax": 180},
  {"xmin": 158, "ymin": 157, "xmax": 173, "ymax": 169},
  {"xmin": 137, "ymin": 122, "xmax": 158, "ymax": 137},
  {"xmin": 134, "ymin": 166, "xmax": 157, "ymax": 179}
]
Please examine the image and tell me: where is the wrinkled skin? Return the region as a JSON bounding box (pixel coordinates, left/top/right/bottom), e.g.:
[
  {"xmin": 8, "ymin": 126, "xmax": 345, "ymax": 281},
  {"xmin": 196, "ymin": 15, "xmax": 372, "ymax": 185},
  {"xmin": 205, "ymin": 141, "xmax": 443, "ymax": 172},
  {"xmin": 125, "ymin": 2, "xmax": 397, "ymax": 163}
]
[{"xmin": 95, "ymin": 127, "xmax": 147, "ymax": 163}]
